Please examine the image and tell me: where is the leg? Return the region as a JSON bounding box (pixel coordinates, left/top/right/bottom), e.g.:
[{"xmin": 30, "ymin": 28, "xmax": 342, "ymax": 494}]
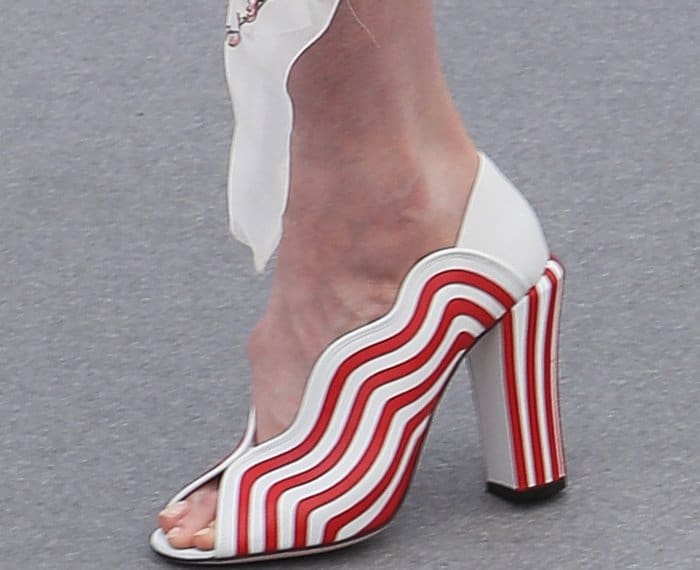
[
  {"xmin": 256, "ymin": 0, "xmax": 478, "ymax": 441},
  {"xmin": 161, "ymin": 0, "xmax": 478, "ymax": 549}
]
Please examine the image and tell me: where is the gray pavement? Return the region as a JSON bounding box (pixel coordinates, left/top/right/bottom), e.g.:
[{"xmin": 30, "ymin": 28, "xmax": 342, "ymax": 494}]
[{"xmin": 1, "ymin": 1, "xmax": 698, "ymax": 568}]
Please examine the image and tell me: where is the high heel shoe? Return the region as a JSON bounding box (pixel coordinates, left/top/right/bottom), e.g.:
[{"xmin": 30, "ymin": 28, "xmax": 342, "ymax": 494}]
[{"xmin": 150, "ymin": 154, "xmax": 567, "ymax": 564}]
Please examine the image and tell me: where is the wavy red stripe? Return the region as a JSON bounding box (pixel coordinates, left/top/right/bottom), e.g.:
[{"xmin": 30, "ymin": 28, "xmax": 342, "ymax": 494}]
[
  {"xmin": 502, "ymin": 311, "xmax": 527, "ymax": 489},
  {"xmin": 526, "ymin": 288, "xmax": 545, "ymax": 485}
]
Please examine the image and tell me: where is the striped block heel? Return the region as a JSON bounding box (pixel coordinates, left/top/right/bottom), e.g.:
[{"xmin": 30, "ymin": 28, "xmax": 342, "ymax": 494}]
[{"xmin": 469, "ymin": 258, "xmax": 566, "ymax": 501}]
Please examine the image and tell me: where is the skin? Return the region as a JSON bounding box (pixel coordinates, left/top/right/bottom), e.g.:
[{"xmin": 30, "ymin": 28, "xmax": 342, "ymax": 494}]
[{"xmin": 160, "ymin": 0, "xmax": 480, "ymax": 550}]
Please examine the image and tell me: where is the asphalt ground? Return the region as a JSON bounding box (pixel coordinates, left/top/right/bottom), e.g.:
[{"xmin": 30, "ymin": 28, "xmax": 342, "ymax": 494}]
[{"xmin": 1, "ymin": 1, "xmax": 698, "ymax": 568}]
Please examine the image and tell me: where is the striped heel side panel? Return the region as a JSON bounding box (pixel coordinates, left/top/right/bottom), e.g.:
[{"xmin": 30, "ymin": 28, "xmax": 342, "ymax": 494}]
[{"xmin": 469, "ymin": 258, "xmax": 566, "ymax": 495}]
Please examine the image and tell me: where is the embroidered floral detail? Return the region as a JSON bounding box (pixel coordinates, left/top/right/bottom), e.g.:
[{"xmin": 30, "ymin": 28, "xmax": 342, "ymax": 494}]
[
  {"xmin": 227, "ymin": 0, "xmax": 268, "ymax": 46},
  {"xmin": 240, "ymin": 0, "xmax": 266, "ymax": 25}
]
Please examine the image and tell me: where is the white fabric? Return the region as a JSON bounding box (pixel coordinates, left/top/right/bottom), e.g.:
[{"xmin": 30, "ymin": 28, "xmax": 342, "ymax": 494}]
[{"xmin": 224, "ymin": 0, "xmax": 342, "ymax": 271}]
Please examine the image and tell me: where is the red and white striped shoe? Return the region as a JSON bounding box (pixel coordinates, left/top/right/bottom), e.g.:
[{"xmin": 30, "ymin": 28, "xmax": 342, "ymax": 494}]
[{"xmin": 150, "ymin": 154, "xmax": 567, "ymax": 564}]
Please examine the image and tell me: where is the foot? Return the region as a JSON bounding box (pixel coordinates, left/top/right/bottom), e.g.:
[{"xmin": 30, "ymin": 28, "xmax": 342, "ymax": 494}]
[
  {"xmin": 160, "ymin": 0, "xmax": 480, "ymax": 545},
  {"xmin": 159, "ymin": 141, "xmax": 480, "ymax": 550}
]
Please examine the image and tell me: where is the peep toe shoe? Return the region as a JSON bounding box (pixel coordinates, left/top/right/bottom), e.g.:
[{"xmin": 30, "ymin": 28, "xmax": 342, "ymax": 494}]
[{"xmin": 150, "ymin": 154, "xmax": 567, "ymax": 564}]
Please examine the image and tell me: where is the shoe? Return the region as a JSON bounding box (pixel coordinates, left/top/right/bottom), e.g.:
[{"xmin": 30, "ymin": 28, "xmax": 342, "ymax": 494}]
[{"xmin": 150, "ymin": 154, "xmax": 567, "ymax": 564}]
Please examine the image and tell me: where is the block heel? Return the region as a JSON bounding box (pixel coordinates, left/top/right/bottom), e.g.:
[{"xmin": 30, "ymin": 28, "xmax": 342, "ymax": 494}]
[{"xmin": 468, "ymin": 258, "xmax": 566, "ymax": 501}]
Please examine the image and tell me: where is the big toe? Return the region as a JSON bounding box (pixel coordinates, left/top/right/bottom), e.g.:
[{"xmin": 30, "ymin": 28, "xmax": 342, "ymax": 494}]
[{"xmin": 158, "ymin": 501, "xmax": 189, "ymax": 533}]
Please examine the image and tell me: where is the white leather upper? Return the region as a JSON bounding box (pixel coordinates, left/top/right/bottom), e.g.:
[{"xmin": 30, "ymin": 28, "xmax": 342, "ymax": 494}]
[{"xmin": 458, "ymin": 153, "xmax": 549, "ymax": 290}]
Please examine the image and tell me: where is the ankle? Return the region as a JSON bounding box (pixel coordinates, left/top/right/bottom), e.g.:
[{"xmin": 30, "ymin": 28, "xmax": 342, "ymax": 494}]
[{"xmin": 282, "ymin": 135, "xmax": 478, "ymax": 278}]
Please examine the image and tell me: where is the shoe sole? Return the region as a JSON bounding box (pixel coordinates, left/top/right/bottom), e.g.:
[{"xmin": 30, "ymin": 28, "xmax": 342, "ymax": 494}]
[{"xmin": 156, "ymin": 527, "xmax": 385, "ymax": 566}]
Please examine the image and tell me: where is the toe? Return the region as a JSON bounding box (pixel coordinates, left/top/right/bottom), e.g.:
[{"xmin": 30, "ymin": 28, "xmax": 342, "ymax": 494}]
[
  {"xmin": 158, "ymin": 501, "xmax": 189, "ymax": 533},
  {"xmin": 193, "ymin": 522, "xmax": 215, "ymax": 551},
  {"xmin": 165, "ymin": 526, "xmax": 190, "ymax": 549}
]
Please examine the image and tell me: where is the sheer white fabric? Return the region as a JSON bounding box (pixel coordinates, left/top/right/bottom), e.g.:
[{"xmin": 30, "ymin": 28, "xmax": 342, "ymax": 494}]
[{"xmin": 224, "ymin": 0, "xmax": 342, "ymax": 271}]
